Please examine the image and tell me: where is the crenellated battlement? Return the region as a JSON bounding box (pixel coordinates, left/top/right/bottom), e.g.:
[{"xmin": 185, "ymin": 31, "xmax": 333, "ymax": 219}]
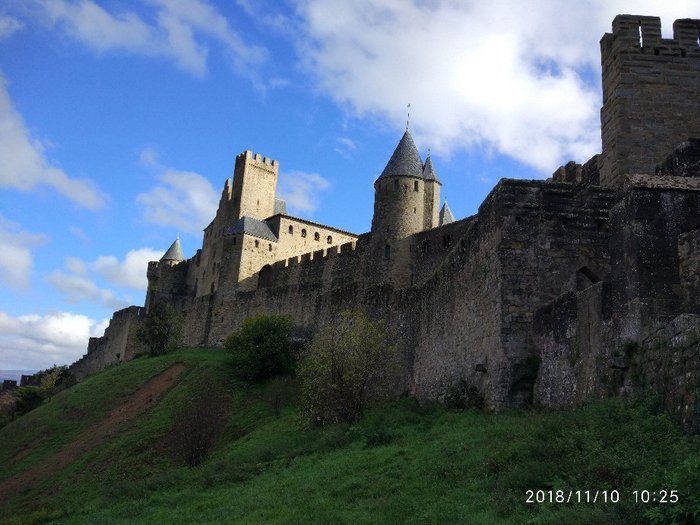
[
  {"xmin": 236, "ymin": 149, "xmax": 279, "ymax": 169},
  {"xmin": 602, "ymin": 15, "xmax": 700, "ymax": 58}
]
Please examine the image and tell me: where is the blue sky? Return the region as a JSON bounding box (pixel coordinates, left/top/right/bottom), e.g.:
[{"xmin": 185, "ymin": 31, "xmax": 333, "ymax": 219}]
[{"xmin": 0, "ymin": 0, "xmax": 698, "ymax": 370}]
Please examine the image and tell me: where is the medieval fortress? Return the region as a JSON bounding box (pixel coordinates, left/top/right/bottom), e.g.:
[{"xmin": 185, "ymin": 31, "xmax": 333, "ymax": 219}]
[{"xmin": 71, "ymin": 15, "xmax": 700, "ymax": 431}]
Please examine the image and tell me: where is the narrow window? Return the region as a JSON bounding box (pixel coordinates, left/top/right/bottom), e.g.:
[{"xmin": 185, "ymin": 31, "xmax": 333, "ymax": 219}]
[
  {"xmin": 414, "ymin": 181, "xmax": 419, "ymax": 192},
  {"xmin": 327, "ymin": 235, "xmax": 332, "ymax": 244},
  {"xmin": 384, "ymin": 244, "xmax": 391, "ymax": 258},
  {"xmin": 394, "ymin": 179, "xmax": 399, "ymax": 190},
  {"xmin": 268, "ymin": 243, "xmax": 272, "ymax": 251},
  {"xmin": 233, "ymin": 237, "xmax": 237, "ymax": 246},
  {"xmin": 301, "ymin": 228, "xmax": 307, "ymax": 238},
  {"xmin": 638, "ymin": 22, "xmax": 643, "ymax": 48},
  {"xmin": 314, "ymin": 232, "xmax": 320, "ymax": 241},
  {"xmin": 255, "ymin": 240, "xmax": 259, "ymax": 248},
  {"xmin": 288, "ymin": 225, "xmax": 293, "ymax": 235},
  {"xmin": 443, "ymin": 235, "xmax": 451, "ymax": 248}
]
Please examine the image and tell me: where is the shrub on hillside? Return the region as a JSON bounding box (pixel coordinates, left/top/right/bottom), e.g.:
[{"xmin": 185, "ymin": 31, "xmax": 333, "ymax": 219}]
[
  {"xmin": 138, "ymin": 302, "xmax": 183, "ymax": 357},
  {"xmin": 14, "ymin": 386, "xmax": 44, "ymax": 416},
  {"xmin": 299, "ymin": 311, "xmax": 401, "ymax": 426},
  {"xmin": 224, "ymin": 315, "xmax": 296, "ymax": 381},
  {"xmin": 171, "ymin": 381, "xmax": 228, "ymax": 468}
]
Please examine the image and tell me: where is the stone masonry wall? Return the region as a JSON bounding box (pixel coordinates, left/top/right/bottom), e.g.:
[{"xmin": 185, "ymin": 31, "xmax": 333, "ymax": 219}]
[{"xmin": 69, "ymin": 306, "xmax": 145, "ymax": 380}]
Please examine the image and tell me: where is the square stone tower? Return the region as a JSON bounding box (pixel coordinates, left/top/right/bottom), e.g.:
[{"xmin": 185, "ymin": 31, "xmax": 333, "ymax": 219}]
[{"xmin": 599, "ymin": 15, "xmax": 700, "ymax": 188}]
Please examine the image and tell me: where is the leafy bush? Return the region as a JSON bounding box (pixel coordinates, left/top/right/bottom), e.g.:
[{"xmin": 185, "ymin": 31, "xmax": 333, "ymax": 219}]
[
  {"xmin": 444, "ymin": 379, "xmax": 484, "ymax": 410},
  {"xmin": 14, "ymin": 386, "xmax": 44, "ymax": 416},
  {"xmin": 299, "ymin": 310, "xmax": 400, "ymax": 426},
  {"xmin": 138, "ymin": 302, "xmax": 183, "ymax": 357},
  {"xmin": 224, "ymin": 315, "xmax": 295, "ymax": 381}
]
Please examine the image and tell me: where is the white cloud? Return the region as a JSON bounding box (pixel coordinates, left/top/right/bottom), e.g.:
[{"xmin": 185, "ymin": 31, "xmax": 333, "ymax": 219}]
[
  {"xmin": 137, "ymin": 150, "xmax": 218, "ymax": 233},
  {"xmin": 0, "ymin": 74, "xmax": 106, "ymax": 209},
  {"xmin": 0, "ymin": 215, "xmax": 46, "ymax": 289},
  {"xmin": 33, "ymin": 0, "xmax": 267, "ymax": 79},
  {"xmin": 0, "ymin": 15, "xmax": 24, "ymax": 39},
  {"xmin": 295, "ymin": 0, "xmax": 700, "ymax": 172},
  {"xmin": 92, "ymin": 248, "xmax": 163, "ymax": 290},
  {"xmin": 277, "ymin": 170, "xmax": 331, "ymax": 214},
  {"xmin": 47, "ymin": 270, "xmax": 129, "ymax": 310},
  {"xmin": 48, "ymin": 246, "xmax": 163, "ymax": 308},
  {"xmin": 0, "ymin": 310, "xmax": 108, "ymax": 370}
]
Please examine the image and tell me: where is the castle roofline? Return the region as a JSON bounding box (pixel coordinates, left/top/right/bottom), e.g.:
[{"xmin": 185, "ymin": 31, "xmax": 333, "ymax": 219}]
[
  {"xmin": 266, "ymin": 213, "xmax": 360, "ymax": 238},
  {"xmin": 227, "ymin": 216, "xmax": 278, "ymax": 241},
  {"xmin": 423, "ymin": 155, "xmax": 441, "ymax": 183},
  {"xmin": 377, "ymin": 129, "xmax": 423, "ymax": 181},
  {"xmin": 161, "ymin": 237, "xmax": 185, "ymax": 262}
]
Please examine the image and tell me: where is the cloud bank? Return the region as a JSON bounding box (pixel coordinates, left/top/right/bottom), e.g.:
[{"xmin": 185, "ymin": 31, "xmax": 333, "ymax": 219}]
[{"xmin": 295, "ymin": 0, "xmax": 700, "ymax": 172}]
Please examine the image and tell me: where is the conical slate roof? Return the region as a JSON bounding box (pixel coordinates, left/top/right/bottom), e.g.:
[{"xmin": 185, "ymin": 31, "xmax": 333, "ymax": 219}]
[
  {"xmin": 378, "ymin": 130, "xmax": 423, "ymax": 180},
  {"xmin": 439, "ymin": 201, "xmax": 455, "ymax": 226},
  {"xmin": 161, "ymin": 238, "xmax": 185, "ymax": 262},
  {"xmin": 422, "ymin": 155, "xmax": 440, "ymax": 182}
]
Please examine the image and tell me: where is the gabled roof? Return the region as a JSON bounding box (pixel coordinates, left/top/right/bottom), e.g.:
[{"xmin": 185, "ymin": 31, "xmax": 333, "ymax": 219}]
[
  {"xmin": 378, "ymin": 129, "xmax": 423, "ymax": 180},
  {"xmin": 273, "ymin": 198, "xmax": 288, "ymax": 215},
  {"xmin": 439, "ymin": 201, "xmax": 455, "ymax": 226},
  {"xmin": 422, "ymin": 154, "xmax": 440, "ymax": 182},
  {"xmin": 227, "ymin": 216, "xmax": 278, "ymax": 242},
  {"xmin": 161, "ymin": 238, "xmax": 185, "ymax": 262}
]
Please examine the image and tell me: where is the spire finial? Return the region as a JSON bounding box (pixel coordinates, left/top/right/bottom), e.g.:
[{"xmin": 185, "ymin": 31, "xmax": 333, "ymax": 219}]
[
  {"xmin": 176, "ymin": 232, "xmax": 180, "ymax": 240},
  {"xmin": 406, "ymin": 103, "xmax": 411, "ymax": 130}
]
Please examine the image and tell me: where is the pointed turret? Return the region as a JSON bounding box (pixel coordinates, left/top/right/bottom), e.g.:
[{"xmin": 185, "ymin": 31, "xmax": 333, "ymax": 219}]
[
  {"xmin": 377, "ymin": 130, "xmax": 423, "ymax": 180},
  {"xmin": 161, "ymin": 237, "xmax": 185, "ymax": 263},
  {"xmin": 439, "ymin": 201, "xmax": 455, "ymax": 226},
  {"xmin": 422, "ymin": 154, "xmax": 440, "ymax": 182}
]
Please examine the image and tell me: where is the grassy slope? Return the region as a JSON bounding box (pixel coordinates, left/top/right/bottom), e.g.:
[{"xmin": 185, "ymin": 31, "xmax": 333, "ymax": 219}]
[{"xmin": 0, "ymin": 348, "xmax": 697, "ymax": 525}]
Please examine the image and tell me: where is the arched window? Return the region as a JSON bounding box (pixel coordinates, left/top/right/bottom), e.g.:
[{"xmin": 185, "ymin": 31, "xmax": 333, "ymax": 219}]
[
  {"xmin": 326, "ymin": 235, "xmax": 332, "ymax": 244},
  {"xmin": 254, "ymin": 240, "xmax": 259, "ymax": 248},
  {"xmin": 288, "ymin": 225, "xmax": 294, "ymax": 235},
  {"xmin": 314, "ymin": 232, "xmax": 320, "ymax": 241},
  {"xmin": 301, "ymin": 228, "xmax": 307, "ymax": 238},
  {"xmin": 268, "ymin": 243, "xmax": 272, "ymax": 251},
  {"xmin": 258, "ymin": 264, "xmax": 273, "ymax": 288}
]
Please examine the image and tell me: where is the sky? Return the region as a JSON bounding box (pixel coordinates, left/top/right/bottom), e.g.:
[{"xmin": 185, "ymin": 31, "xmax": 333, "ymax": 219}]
[{"xmin": 1, "ymin": 0, "xmax": 698, "ymax": 371}]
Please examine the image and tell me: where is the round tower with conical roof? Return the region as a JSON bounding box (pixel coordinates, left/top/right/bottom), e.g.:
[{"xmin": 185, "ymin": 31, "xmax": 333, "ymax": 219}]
[{"xmin": 370, "ymin": 130, "xmax": 440, "ymax": 286}]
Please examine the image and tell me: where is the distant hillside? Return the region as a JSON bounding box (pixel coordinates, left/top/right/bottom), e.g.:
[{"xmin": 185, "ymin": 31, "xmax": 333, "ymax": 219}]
[
  {"xmin": 0, "ymin": 370, "xmax": 38, "ymax": 383},
  {"xmin": 0, "ymin": 348, "xmax": 697, "ymax": 524}
]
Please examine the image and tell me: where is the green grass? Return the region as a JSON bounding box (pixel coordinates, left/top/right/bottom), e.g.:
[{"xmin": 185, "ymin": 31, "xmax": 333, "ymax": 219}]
[{"xmin": 0, "ymin": 348, "xmax": 698, "ymax": 524}]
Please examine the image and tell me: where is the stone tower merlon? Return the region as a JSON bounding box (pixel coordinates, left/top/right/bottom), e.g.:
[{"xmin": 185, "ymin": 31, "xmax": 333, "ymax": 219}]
[
  {"xmin": 599, "ymin": 15, "xmax": 700, "ymax": 188},
  {"xmin": 231, "ymin": 150, "xmax": 280, "ymax": 221}
]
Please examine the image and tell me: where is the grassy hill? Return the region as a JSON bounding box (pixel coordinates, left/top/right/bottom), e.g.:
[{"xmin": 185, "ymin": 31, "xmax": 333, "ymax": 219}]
[{"xmin": 0, "ymin": 348, "xmax": 698, "ymax": 524}]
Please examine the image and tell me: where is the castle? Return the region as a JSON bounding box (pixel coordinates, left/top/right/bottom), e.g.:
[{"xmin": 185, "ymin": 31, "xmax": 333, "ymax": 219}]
[{"xmin": 71, "ymin": 15, "xmax": 700, "ymax": 432}]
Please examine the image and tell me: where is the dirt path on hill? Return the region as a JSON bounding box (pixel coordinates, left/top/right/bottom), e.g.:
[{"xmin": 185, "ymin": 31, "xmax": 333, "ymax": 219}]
[{"xmin": 0, "ymin": 362, "xmax": 185, "ymax": 500}]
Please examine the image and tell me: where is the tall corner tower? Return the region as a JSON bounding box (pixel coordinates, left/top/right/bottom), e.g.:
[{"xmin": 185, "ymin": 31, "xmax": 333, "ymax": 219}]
[
  {"xmin": 371, "ymin": 130, "xmax": 427, "ymax": 286},
  {"xmin": 599, "ymin": 15, "xmax": 700, "ymax": 188},
  {"xmin": 231, "ymin": 150, "xmax": 280, "ymax": 221},
  {"xmin": 422, "ymin": 154, "xmax": 441, "ymax": 230}
]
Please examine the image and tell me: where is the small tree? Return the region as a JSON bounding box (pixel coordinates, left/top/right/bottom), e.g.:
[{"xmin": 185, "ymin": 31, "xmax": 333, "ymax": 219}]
[
  {"xmin": 138, "ymin": 302, "xmax": 183, "ymax": 357},
  {"xmin": 224, "ymin": 315, "xmax": 295, "ymax": 381},
  {"xmin": 171, "ymin": 382, "xmax": 228, "ymax": 468},
  {"xmin": 299, "ymin": 311, "xmax": 400, "ymax": 426}
]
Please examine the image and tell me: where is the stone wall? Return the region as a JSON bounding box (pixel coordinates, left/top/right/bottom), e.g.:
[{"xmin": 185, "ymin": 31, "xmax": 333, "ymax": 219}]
[{"xmin": 69, "ymin": 306, "xmax": 146, "ymax": 380}]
